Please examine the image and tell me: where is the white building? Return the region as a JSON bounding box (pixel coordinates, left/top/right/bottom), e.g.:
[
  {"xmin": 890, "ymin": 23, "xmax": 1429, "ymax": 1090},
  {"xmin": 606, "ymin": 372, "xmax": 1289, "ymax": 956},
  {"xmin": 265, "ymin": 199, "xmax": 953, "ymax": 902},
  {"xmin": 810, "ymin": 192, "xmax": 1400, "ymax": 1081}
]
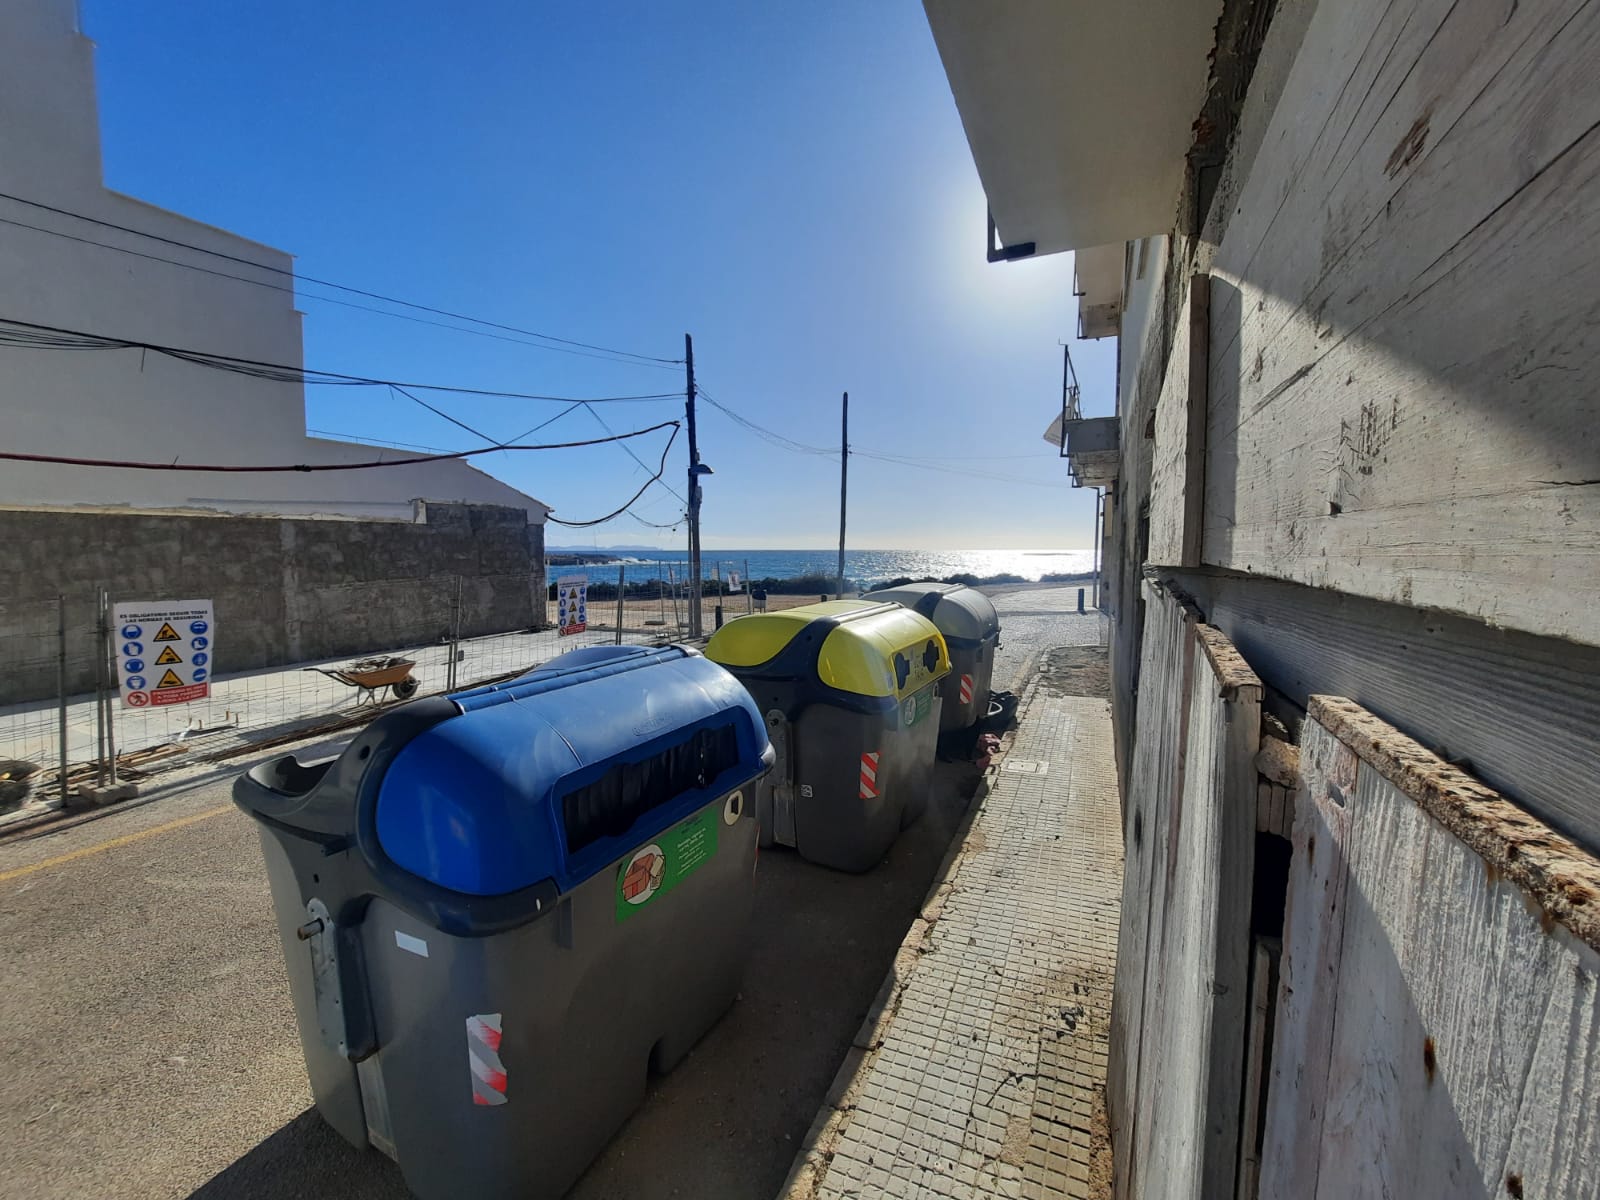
[{"xmin": 0, "ymin": 0, "xmax": 549, "ymax": 525}]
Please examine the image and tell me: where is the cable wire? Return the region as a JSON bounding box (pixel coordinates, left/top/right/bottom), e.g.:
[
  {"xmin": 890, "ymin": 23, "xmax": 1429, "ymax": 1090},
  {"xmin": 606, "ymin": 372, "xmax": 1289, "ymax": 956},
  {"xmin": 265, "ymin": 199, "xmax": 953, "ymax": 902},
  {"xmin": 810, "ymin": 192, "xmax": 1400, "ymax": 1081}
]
[
  {"xmin": 0, "ymin": 315, "xmax": 684, "ymax": 404},
  {"xmin": 0, "ymin": 191, "xmax": 682, "ymax": 367},
  {"xmin": 696, "ymin": 386, "xmax": 835, "ymax": 457},
  {"xmin": 547, "ymin": 424, "xmax": 682, "ymax": 528},
  {"xmin": 0, "ymin": 421, "xmax": 680, "ymax": 473},
  {"xmin": 390, "ymin": 383, "xmax": 501, "ymax": 446},
  {"xmin": 583, "ymin": 401, "xmax": 688, "ymax": 505},
  {"xmin": 696, "ymin": 386, "xmax": 1072, "ymax": 490}
]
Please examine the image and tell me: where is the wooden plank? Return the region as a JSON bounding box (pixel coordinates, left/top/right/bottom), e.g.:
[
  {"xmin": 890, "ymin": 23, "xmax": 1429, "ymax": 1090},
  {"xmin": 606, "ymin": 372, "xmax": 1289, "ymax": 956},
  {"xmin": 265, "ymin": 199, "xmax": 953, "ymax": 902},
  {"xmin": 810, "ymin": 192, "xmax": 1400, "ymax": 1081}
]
[
  {"xmin": 1272, "ymin": 698, "xmax": 1600, "ymax": 1196},
  {"xmin": 1199, "ymin": 628, "xmax": 1261, "ymax": 1200},
  {"xmin": 1181, "ymin": 275, "xmax": 1210, "ymax": 568},
  {"xmin": 1109, "ymin": 579, "xmax": 1193, "ymax": 1195},
  {"xmin": 1180, "ymin": 570, "xmax": 1600, "ymax": 853},
  {"xmin": 1258, "ymin": 720, "xmax": 1357, "ymax": 1196},
  {"xmin": 1122, "ymin": 582, "xmax": 1262, "ymax": 1200},
  {"xmin": 1125, "ymin": 590, "xmax": 1198, "ymax": 1198},
  {"xmin": 1234, "ymin": 939, "xmax": 1276, "ymax": 1200},
  {"xmin": 1201, "ymin": 0, "xmax": 1600, "ymax": 646},
  {"xmin": 1147, "ymin": 288, "xmax": 1193, "ymax": 568}
]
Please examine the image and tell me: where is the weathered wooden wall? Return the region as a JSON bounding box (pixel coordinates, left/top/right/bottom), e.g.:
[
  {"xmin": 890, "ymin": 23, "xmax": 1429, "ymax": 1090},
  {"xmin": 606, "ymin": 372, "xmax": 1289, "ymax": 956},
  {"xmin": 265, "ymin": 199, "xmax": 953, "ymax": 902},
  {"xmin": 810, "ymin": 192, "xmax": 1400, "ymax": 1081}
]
[
  {"xmin": 1188, "ymin": 0, "xmax": 1600, "ymax": 647},
  {"xmin": 1109, "ymin": 579, "xmax": 1261, "ymax": 1200},
  {"xmin": 1262, "ymin": 696, "xmax": 1600, "ymax": 1197}
]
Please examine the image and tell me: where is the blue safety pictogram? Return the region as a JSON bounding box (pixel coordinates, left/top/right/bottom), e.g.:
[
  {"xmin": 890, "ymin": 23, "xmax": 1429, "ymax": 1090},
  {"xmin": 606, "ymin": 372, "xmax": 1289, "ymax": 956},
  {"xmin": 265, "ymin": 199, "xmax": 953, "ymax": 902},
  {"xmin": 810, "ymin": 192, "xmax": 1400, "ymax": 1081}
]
[
  {"xmin": 191, "ymin": 636, "xmax": 209, "ymax": 650},
  {"xmin": 125, "ymin": 659, "xmax": 145, "ymax": 674},
  {"xmin": 126, "ymin": 675, "xmax": 146, "ymax": 691},
  {"xmin": 121, "ymin": 624, "xmax": 142, "ymax": 640},
  {"xmin": 122, "ymin": 642, "xmax": 143, "ymax": 658},
  {"xmin": 190, "ymin": 620, "xmax": 209, "ymax": 635},
  {"xmin": 192, "ymin": 668, "xmax": 208, "ymax": 682},
  {"xmin": 192, "ymin": 652, "xmax": 208, "ymax": 667}
]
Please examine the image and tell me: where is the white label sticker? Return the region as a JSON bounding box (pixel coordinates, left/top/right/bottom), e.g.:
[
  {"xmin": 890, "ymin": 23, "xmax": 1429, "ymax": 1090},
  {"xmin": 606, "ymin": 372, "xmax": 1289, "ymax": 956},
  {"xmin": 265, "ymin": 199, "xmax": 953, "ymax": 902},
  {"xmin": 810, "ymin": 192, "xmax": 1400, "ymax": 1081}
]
[{"xmin": 394, "ymin": 930, "xmax": 430, "ymax": 958}]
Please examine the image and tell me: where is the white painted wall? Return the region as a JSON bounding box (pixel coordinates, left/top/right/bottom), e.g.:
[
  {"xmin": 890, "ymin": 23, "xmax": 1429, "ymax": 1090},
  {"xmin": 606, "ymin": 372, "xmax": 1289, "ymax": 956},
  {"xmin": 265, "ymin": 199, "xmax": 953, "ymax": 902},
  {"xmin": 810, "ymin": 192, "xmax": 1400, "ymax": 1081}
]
[{"xmin": 0, "ymin": 0, "xmax": 548, "ymax": 524}]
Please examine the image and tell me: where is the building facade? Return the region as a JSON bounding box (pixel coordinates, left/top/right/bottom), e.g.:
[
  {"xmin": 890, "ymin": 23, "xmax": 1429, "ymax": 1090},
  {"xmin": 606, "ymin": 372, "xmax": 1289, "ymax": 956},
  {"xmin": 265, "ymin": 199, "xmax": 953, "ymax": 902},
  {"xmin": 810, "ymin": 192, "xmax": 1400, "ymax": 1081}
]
[
  {"xmin": 0, "ymin": 0, "xmax": 550, "ymax": 524},
  {"xmin": 929, "ymin": 0, "xmax": 1600, "ymax": 1196}
]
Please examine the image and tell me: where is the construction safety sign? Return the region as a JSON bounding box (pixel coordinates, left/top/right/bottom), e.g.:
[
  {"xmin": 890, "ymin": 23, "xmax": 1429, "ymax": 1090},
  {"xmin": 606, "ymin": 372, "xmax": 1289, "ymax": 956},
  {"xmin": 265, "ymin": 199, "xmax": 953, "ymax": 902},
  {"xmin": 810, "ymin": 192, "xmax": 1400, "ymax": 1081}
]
[
  {"xmin": 556, "ymin": 575, "xmax": 588, "ymax": 636},
  {"xmin": 112, "ymin": 599, "xmax": 215, "ymax": 708}
]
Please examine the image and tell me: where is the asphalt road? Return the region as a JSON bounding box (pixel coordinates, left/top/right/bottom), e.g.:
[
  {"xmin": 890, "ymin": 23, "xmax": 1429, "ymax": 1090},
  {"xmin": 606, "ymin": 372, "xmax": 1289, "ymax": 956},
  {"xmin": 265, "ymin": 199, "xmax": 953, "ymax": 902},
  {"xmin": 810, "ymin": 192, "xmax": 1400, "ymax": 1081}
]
[{"xmin": 0, "ymin": 587, "xmax": 1103, "ymax": 1200}]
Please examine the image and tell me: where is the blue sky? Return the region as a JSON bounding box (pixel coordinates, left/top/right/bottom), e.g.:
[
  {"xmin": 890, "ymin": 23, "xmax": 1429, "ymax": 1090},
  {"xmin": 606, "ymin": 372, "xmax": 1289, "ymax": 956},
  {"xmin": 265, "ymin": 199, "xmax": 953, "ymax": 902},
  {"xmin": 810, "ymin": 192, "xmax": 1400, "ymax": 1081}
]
[{"xmin": 82, "ymin": 0, "xmax": 1115, "ymax": 550}]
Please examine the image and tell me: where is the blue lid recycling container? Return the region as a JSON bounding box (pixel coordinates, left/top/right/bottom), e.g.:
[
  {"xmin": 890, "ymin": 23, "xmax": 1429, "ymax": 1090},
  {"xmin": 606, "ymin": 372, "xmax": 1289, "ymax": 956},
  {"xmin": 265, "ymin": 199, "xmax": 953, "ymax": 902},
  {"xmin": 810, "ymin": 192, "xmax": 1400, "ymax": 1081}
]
[{"xmin": 235, "ymin": 644, "xmax": 772, "ymax": 1200}]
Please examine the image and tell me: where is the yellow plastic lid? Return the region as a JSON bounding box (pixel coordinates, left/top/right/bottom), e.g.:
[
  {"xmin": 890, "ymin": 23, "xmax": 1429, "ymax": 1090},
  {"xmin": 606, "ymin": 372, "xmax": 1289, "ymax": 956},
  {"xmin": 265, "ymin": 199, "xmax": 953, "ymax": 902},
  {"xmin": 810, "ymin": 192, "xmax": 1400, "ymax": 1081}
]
[{"xmin": 705, "ymin": 600, "xmax": 950, "ymax": 700}]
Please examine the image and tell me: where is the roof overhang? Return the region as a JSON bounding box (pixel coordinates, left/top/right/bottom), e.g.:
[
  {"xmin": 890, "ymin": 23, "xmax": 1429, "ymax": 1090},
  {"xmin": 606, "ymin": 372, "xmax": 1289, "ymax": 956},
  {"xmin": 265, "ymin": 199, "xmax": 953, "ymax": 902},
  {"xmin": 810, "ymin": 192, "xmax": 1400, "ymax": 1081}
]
[{"xmin": 926, "ymin": 0, "xmax": 1223, "ymax": 256}]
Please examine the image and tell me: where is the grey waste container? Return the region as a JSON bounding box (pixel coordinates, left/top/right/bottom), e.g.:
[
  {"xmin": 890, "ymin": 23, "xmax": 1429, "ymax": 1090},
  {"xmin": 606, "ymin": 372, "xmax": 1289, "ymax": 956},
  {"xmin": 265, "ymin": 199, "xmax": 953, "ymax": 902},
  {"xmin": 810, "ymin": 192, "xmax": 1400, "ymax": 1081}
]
[
  {"xmin": 868, "ymin": 582, "xmax": 1001, "ymax": 731},
  {"xmin": 704, "ymin": 600, "xmax": 949, "ymax": 873},
  {"xmin": 235, "ymin": 644, "xmax": 773, "ymax": 1200}
]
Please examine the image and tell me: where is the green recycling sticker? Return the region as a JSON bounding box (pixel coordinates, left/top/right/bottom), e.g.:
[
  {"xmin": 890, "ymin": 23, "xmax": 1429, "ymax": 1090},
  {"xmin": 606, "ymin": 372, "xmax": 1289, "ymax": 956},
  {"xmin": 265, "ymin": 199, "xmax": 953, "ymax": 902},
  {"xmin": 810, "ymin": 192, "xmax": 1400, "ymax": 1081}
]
[
  {"xmin": 615, "ymin": 807, "xmax": 719, "ymax": 922},
  {"xmin": 901, "ymin": 689, "xmax": 933, "ymax": 729}
]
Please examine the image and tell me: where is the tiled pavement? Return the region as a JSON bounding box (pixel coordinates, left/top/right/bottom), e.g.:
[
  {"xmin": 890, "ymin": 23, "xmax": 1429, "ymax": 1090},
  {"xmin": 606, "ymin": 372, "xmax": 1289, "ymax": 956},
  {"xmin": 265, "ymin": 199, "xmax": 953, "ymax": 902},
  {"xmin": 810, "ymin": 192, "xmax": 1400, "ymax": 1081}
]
[{"xmin": 784, "ymin": 690, "xmax": 1123, "ymax": 1199}]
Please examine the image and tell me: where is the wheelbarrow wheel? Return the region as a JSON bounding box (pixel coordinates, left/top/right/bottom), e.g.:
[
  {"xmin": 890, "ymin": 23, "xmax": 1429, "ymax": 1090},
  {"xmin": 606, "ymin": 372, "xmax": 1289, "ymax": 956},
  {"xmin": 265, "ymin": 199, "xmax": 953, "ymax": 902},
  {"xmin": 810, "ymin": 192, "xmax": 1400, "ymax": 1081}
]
[{"xmin": 391, "ymin": 678, "xmax": 420, "ymax": 700}]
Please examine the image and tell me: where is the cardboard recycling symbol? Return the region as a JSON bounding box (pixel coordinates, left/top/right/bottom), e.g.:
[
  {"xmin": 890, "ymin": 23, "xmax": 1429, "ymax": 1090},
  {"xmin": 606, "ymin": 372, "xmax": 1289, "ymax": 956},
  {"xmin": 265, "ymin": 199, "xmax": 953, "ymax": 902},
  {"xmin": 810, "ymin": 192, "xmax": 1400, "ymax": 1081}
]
[
  {"xmin": 155, "ymin": 645, "xmax": 183, "ymax": 665},
  {"xmin": 153, "ymin": 622, "xmax": 182, "ymax": 642},
  {"xmin": 156, "ymin": 669, "xmax": 186, "ymax": 689}
]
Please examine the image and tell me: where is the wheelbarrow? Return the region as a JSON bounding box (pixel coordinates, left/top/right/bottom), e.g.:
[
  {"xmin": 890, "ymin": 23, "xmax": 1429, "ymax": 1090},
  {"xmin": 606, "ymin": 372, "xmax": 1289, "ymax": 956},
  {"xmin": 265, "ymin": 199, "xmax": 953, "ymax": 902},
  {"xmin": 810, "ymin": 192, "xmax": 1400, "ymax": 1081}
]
[{"xmin": 304, "ymin": 656, "xmax": 420, "ymax": 707}]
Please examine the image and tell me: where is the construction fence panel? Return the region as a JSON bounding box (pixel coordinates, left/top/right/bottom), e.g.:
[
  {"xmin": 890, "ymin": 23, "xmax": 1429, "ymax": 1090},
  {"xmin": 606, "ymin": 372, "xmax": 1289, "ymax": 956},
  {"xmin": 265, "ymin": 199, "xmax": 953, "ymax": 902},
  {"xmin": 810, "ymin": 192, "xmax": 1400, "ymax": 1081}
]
[{"xmin": 0, "ymin": 574, "xmax": 657, "ymax": 818}]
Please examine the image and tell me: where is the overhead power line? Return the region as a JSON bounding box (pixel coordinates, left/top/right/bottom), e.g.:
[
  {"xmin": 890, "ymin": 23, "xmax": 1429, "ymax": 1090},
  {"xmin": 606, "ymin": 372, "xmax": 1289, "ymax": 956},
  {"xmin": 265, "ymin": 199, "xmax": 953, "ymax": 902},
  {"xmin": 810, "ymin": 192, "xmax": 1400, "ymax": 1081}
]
[
  {"xmin": 0, "ymin": 191, "xmax": 682, "ymax": 368},
  {"xmin": 0, "ymin": 315, "xmax": 683, "ymax": 404},
  {"xmin": 696, "ymin": 387, "xmax": 835, "ymax": 457},
  {"xmin": 582, "ymin": 401, "xmax": 688, "ymax": 505},
  {"xmin": 390, "ymin": 383, "xmax": 501, "ymax": 446},
  {"xmin": 547, "ymin": 424, "xmax": 682, "ymax": 528},
  {"xmin": 0, "ymin": 421, "xmax": 679, "ymax": 474},
  {"xmin": 697, "ymin": 387, "xmax": 1073, "ymax": 490}
]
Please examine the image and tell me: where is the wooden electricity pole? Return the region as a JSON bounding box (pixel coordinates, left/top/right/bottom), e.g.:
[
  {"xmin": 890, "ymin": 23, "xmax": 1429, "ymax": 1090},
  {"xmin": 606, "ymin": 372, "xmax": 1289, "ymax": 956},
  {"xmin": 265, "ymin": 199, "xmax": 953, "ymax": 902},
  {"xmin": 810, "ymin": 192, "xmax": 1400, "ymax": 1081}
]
[
  {"xmin": 836, "ymin": 392, "xmax": 848, "ymax": 600},
  {"xmin": 685, "ymin": 333, "xmax": 704, "ymax": 638}
]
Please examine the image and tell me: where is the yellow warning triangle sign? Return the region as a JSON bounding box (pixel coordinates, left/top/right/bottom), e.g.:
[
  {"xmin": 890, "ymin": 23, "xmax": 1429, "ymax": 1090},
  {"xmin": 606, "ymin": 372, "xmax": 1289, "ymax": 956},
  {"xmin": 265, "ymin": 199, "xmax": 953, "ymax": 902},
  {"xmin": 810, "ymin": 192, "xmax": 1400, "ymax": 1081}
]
[
  {"xmin": 156, "ymin": 668, "xmax": 186, "ymax": 689},
  {"xmin": 155, "ymin": 645, "xmax": 183, "ymax": 666},
  {"xmin": 153, "ymin": 622, "xmax": 182, "ymax": 642}
]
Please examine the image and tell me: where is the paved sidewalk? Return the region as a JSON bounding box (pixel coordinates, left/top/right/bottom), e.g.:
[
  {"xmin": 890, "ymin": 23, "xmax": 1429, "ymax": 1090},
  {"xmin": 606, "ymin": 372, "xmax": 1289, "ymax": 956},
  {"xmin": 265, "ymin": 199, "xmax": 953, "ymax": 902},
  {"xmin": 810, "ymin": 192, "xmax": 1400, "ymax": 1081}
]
[{"xmin": 784, "ymin": 688, "xmax": 1123, "ymax": 1199}]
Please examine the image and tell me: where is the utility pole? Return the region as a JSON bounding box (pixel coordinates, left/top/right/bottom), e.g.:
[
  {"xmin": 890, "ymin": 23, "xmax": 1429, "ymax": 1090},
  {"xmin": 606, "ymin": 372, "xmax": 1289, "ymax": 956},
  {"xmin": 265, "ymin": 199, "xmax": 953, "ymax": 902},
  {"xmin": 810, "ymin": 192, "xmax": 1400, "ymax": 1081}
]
[
  {"xmin": 836, "ymin": 392, "xmax": 848, "ymax": 600},
  {"xmin": 684, "ymin": 333, "xmax": 704, "ymax": 638}
]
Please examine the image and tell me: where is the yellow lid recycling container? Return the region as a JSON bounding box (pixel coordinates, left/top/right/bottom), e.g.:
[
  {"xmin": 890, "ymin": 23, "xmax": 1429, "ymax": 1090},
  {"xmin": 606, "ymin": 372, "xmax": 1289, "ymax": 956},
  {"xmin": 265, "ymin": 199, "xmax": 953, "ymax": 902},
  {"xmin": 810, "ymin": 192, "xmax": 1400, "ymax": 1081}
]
[{"xmin": 705, "ymin": 601, "xmax": 950, "ymax": 872}]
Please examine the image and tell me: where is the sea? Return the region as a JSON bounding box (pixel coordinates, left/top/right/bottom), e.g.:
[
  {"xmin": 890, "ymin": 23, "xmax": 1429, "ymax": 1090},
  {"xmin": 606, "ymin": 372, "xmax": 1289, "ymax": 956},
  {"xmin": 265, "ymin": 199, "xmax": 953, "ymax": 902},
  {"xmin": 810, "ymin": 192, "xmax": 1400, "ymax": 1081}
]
[{"xmin": 546, "ymin": 548, "xmax": 1096, "ymax": 589}]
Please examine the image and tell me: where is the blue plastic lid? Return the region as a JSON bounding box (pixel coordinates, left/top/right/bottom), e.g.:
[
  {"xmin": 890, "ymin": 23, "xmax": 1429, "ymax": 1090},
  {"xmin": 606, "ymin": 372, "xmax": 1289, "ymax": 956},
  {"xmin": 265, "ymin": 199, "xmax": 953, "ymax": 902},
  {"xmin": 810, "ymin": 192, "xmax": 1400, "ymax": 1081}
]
[{"xmin": 375, "ymin": 646, "xmax": 768, "ymax": 897}]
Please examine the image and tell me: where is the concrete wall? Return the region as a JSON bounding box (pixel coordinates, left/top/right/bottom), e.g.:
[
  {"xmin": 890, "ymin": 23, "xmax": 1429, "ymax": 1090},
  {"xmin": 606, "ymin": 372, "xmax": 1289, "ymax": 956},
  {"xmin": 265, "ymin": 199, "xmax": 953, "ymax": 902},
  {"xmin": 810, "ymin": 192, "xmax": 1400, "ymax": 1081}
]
[
  {"xmin": 0, "ymin": 0, "xmax": 549, "ymax": 524},
  {"xmin": 0, "ymin": 503, "xmax": 546, "ymax": 704}
]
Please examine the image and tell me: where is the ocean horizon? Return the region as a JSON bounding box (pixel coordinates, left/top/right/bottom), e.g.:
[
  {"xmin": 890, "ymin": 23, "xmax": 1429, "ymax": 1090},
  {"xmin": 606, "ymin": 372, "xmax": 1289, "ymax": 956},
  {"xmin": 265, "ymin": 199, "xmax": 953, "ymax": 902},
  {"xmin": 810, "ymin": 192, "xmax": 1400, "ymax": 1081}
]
[{"xmin": 544, "ymin": 548, "xmax": 1097, "ymax": 588}]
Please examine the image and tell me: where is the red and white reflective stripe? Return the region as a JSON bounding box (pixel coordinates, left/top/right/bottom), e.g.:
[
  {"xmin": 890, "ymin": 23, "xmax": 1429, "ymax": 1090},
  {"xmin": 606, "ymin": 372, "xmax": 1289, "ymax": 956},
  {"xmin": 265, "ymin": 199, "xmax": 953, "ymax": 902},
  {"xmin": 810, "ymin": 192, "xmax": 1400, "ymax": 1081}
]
[
  {"xmin": 467, "ymin": 1013, "xmax": 507, "ymax": 1106},
  {"xmin": 859, "ymin": 751, "xmax": 881, "ymax": 800},
  {"xmin": 958, "ymin": 674, "xmax": 974, "ymax": 705}
]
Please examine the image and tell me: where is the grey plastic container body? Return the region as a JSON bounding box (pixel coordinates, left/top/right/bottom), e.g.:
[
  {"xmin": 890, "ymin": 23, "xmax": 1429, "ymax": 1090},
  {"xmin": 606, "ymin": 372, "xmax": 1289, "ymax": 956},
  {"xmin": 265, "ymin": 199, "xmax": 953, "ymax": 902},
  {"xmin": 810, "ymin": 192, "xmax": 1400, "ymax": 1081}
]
[
  {"xmin": 747, "ymin": 678, "xmax": 941, "ymax": 873},
  {"xmin": 254, "ymin": 793, "xmax": 755, "ymax": 1200},
  {"xmin": 869, "ymin": 583, "xmax": 1001, "ymax": 730},
  {"xmin": 236, "ymin": 646, "xmax": 771, "ymax": 1200}
]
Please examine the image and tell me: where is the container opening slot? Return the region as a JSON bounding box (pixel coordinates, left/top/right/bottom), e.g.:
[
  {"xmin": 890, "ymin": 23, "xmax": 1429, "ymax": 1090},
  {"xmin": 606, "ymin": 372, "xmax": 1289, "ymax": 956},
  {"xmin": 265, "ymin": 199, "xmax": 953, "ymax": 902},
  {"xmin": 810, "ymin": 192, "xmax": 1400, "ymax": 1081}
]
[{"xmin": 561, "ymin": 723, "xmax": 743, "ymax": 854}]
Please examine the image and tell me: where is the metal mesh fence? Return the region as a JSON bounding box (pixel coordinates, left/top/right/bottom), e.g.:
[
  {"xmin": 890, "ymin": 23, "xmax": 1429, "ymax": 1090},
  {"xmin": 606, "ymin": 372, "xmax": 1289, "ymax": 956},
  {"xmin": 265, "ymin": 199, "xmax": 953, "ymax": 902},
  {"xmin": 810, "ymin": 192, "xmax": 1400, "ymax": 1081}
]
[
  {"xmin": 0, "ymin": 579, "xmax": 662, "ymax": 814},
  {"xmin": 1, "ymin": 560, "xmax": 856, "ymax": 816}
]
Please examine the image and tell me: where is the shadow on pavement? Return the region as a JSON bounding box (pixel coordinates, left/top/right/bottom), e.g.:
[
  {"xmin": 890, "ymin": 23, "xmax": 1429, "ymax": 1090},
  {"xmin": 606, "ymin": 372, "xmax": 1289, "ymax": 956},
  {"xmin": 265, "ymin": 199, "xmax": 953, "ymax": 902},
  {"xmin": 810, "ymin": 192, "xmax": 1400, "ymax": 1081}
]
[{"xmin": 187, "ymin": 1108, "xmax": 407, "ymax": 1199}]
